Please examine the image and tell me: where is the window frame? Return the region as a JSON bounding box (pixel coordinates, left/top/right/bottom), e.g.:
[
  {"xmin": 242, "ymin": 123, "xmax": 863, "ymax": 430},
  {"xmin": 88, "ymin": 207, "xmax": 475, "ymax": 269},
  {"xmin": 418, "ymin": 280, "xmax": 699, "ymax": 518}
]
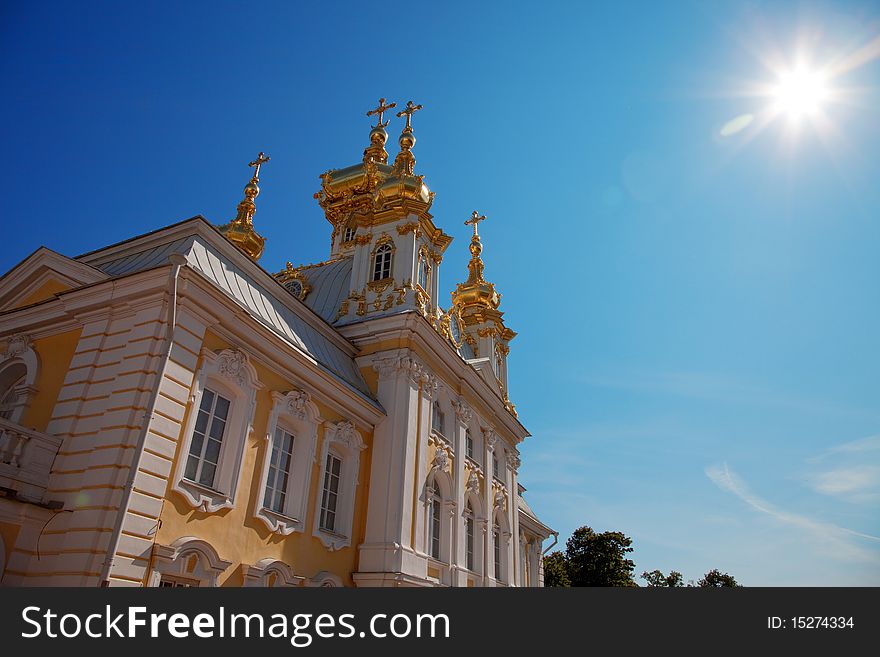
[
  {"xmin": 172, "ymin": 348, "xmax": 261, "ymax": 513},
  {"xmin": 254, "ymin": 390, "xmax": 320, "ymax": 536},
  {"xmin": 0, "ymin": 334, "xmax": 39, "ymax": 425},
  {"xmin": 312, "ymin": 420, "xmax": 366, "ymax": 551},
  {"xmin": 372, "ymin": 242, "xmax": 394, "ymax": 282}
]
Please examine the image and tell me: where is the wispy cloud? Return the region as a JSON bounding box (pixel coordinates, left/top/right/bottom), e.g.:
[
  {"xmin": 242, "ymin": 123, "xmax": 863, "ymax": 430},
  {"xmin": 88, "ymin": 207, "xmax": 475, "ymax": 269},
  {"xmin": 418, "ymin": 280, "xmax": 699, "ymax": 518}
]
[
  {"xmin": 705, "ymin": 463, "xmax": 880, "ymax": 562},
  {"xmin": 804, "ymin": 435, "xmax": 880, "ymax": 504},
  {"xmin": 578, "ymin": 370, "xmax": 878, "ymax": 420}
]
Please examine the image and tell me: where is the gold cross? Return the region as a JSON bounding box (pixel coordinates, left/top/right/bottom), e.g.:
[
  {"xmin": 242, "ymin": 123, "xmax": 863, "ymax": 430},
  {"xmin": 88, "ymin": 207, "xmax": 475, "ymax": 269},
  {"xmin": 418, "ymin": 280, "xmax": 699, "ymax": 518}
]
[
  {"xmin": 465, "ymin": 210, "xmax": 487, "ymax": 236},
  {"xmin": 396, "ymin": 100, "xmax": 424, "ymax": 131},
  {"xmin": 248, "ymin": 152, "xmax": 270, "ymax": 179},
  {"xmin": 367, "ymin": 98, "xmax": 397, "ymax": 128}
]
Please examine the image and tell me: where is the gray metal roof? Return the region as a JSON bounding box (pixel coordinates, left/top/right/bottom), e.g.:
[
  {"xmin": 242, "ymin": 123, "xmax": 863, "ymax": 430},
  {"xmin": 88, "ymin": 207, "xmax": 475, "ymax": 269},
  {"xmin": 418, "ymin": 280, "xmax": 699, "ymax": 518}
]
[
  {"xmin": 84, "ymin": 236, "xmax": 371, "ymax": 397},
  {"xmin": 298, "ymin": 257, "xmax": 353, "ymax": 324}
]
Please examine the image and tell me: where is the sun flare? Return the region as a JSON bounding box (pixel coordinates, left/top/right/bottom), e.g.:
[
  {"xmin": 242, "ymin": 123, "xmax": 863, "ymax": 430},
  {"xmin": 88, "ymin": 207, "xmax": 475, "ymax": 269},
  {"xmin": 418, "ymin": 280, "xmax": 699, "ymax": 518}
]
[{"xmin": 772, "ymin": 67, "xmax": 828, "ymax": 118}]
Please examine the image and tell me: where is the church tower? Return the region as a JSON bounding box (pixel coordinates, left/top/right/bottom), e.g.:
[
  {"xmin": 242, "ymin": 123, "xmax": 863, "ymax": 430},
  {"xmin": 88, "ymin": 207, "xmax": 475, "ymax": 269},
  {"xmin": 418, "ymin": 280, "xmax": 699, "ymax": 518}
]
[
  {"xmin": 450, "ymin": 211, "xmax": 518, "ymax": 416},
  {"xmin": 310, "ymin": 99, "xmax": 452, "ymax": 323}
]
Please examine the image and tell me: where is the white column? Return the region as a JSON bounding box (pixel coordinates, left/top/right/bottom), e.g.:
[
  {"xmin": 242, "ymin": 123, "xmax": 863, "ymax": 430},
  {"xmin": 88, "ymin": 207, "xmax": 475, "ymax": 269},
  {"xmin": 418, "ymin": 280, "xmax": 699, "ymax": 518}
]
[{"xmin": 358, "ymin": 354, "xmax": 422, "ymax": 580}]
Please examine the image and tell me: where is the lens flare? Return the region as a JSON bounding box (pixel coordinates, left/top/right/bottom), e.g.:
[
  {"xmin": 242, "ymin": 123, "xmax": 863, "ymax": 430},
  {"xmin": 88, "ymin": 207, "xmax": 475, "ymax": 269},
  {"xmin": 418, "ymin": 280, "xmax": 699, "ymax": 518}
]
[{"xmin": 772, "ymin": 67, "xmax": 828, "ymax": 118}]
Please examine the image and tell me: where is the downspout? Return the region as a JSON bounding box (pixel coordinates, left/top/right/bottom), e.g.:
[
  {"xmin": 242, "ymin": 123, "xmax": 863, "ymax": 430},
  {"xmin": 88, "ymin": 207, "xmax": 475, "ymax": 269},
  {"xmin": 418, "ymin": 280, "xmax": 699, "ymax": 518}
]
[
  {"xmin": 542, "ymin": 531, "xmax": 559, "ymax": 555},
  {"xmin": 100, "ymin": 254, "xmax": 186, "ymax": 586}
]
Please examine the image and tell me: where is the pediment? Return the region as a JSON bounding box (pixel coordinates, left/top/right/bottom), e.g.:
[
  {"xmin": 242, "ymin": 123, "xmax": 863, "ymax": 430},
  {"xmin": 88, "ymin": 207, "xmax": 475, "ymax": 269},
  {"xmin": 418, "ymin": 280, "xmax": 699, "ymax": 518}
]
[{"xmin": 0, "ymin": 247, "xmax": 108, "ymax": 311}]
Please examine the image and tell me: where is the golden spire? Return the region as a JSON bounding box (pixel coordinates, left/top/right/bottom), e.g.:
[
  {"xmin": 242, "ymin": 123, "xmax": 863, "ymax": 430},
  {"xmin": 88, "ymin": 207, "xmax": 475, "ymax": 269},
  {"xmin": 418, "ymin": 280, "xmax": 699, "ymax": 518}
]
[
  {"xmin": 218, "ymin": 152, "xmax": 269, "ymax": 261},
  {"xmin": 364, "ymin": 98, "xmax": 397, "ymax": 164},
  {"xmin": 392, "ymin": 100, "xmax": 423, "ymax": 176},
  {"xmin": 451, "ymin": 210, "xmax": 501, "ymax": 310}
]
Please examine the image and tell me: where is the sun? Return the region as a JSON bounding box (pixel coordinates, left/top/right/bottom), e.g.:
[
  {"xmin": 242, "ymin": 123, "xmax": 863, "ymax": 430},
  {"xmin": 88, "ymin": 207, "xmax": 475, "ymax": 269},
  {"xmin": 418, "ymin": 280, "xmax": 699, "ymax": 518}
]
[{"xmin": 772, "ymin": 66, "xmax": 829, "ymax": 119}]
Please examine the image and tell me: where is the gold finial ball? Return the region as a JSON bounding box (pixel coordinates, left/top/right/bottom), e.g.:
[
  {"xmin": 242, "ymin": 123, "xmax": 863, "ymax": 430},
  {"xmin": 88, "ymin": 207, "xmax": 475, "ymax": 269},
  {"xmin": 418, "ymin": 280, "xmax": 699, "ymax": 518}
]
[
  {"xmin": 244, "ymin": 181, "xmax": 260, "ymax": 198},
  {"xmin": 399, "ymin": 129, "xmax": 415, "ymax": 150},
  {"xmin": 469, "ymin": 238, "xmax": 483, "ymax": 257},
  {"xmin": 370, "ymin": 126, "xmax": 388, "ymax": 144}
]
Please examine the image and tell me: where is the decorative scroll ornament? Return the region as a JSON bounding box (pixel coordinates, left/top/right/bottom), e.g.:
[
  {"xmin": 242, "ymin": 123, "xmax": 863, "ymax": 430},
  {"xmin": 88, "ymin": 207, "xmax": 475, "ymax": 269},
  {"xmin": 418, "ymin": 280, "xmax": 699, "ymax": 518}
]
[
  {"xmin": 285, "ymin": 389, "xmax": 310, "ymax": 420},
  {"xmin": 217, "ymin": 349, "xmax": 250, "ymax": 388},
  {"xmin": 432, "ymin": 447, "xmax": 450, "ymax": 472},
  {"xmin": 453, "ymin": 398, "xmax": 473, "ymax": 424},
  {"xmin": 493, "ymin": 488, "xmax": 507, "ymax": 510},
  {"xmin": 332, "ymin": 420, "xmax": 366, "ymax": 451},
  {"xmin": 466, "ymin": 469, "xmax": 481, "ymax": 495},
  {"xmin": 507, "ymin": 451, "xmax": 521, "ymax": 471},
  {"xmin": 483, "ymin": 427, "xmax": 498, "ymax": 453},
  {"xmin": 5, "ymin": 334, "xmax": 31, "ymax": 358}
]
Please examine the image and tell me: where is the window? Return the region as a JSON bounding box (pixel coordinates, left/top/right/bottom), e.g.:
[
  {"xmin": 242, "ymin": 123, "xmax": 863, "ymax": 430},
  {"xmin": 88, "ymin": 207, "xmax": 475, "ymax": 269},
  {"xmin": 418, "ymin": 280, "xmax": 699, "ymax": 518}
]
[
  {"xmin": 159, "ymin": 575, "xmax": 198, "ymax": 588},
  {"xmin": 432, "ymin": 401, "xmax": 445, "ymax": 437},
  {"xmin": 255, "ymin": 390, "xmax": 320, "ymax": 535},
  {"xmin": 149, "ymin": 538, "xmax": 232, "ymax": 588},
  {"xmin": 312, "ymin": 420, "xmax": 366, "ymax": 550},
  {"xmin": 429, "ymin": 486, "xmax": 442, "ymax": 560},
  {"xmin": 263, "ymin": 428, "xmax": 294, "ymax": 513},
  {"xmin": 285, "ymin": 279, "xmax": 303, "ymax": 297},
  {"xmin": 373, "ymin": 243, "xmax": 393, "ymax": 281},
  {"xmin": 319, "ymin": 453, "xmax": 342, "ymax": 532},
  {"xmin": 492, "ymin": 453, "xmax": 499, "ymax": 480},
  {"xmin": 417, "ymin": 256, "xmax": 430, "ymax": 291},
  {"xmin": 0, "ymin": 335, "xmax": 39, "ymax": 425},
  {"xmin": 0, "ymin": 370, "xmax": 25, "ymax": 420},
  {"xmin": 465, "ymin": 501, "xmax": 475, "ymax": 571},
  {"xmin": 493, "ymin": 520, "xmax": 502, "ymax": 580},
  {"xmin": 172, "ymin": 349, "xmax": 260, "ymax": 513},
  {"xmin": 184, "ymin": 388, "xmax": 230, "ymax": 488},
  {"xmin": 343, "ymin": 225, "xmax": 356, "ymax": 243},
  {"xmin": 465, "ymin": 428, "xmax": 473, "ymax": 460}
]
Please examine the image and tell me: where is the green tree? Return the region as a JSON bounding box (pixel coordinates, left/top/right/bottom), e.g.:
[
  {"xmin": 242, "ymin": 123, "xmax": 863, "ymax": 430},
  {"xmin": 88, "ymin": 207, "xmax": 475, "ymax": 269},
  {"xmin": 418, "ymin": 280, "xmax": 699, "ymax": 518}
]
[
  {"xmin": 641, "ymin": 569, "xmax": 684, "ymax": 587},
  {"xmin": 543, "ymin": 551, "xmax": 571, "ymax": 587},
  {"xmin": 564, "ymin": 526, "xmax": 636, "ymax": 587},
  {"xmin": 696, "ymin": 569, "xmax": 740, "ymax": 587}
]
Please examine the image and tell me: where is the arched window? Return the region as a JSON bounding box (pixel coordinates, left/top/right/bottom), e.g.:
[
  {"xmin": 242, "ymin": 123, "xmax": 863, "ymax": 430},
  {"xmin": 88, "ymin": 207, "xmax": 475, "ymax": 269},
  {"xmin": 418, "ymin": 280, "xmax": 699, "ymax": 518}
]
[
  {"xmin": 432, "ymin": 401, "xmax": 445, "ymax": 437},
  {"xmin": 493, "ymin": 519, "xmax": 502, "ymax": 580},
  {"xmin": 429, "ymin": 485, "xmax": 442, "ymax": 560},
  {"xmin": 0, "ymin": 365, "xmax": 26, "ymax": 420},
  {"xmin": 465, "ymin": 501, "xmax": 475, "ymax": 571},
  {"xmin": 417, "ymin": 256, "xmax": 430, "ymax": 291},
  {"xmin": 0, "ymin": 335, "xmax": 39, "ymax": 424},
  {"xmin": 284, "ymin": 279, "xmax": 303, "ymax": 298},
  {"xmin": 373, "ymin": 243, "xmax": 393, "ymax": 281},
  {"xmin": 465, "ymin": 428, "xmax": 473, "ymax": 460},
  {"xmin": 343, "ymin": 225, "xmax": 356, "ymax": 243}
]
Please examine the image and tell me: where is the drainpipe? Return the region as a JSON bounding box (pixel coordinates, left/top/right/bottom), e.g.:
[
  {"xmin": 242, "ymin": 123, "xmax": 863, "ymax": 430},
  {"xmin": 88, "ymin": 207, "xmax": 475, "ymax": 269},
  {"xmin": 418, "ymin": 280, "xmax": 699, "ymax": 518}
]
[
  {"xmin": 100, "ymin": 254, "xmax": 186, "ymax": 586},
  {"xmin": 542, "ymin": 531, "xmax": 559, "ymax": 555}
]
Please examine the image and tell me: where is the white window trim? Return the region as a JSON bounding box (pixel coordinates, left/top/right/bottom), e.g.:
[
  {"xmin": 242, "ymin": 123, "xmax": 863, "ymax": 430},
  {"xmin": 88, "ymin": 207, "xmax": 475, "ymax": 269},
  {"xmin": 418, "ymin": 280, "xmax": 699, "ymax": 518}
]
[
  {"xmin": 254, "ymin": 390, "xmax": 321, "ymax": 536},
  {"xmin": 462, "ymin": 490, "xmax": 486, "ymax": 574},
  {"xmin": 172, "ymin": 348, "xmax": 261, "ymax": 513},
  {"xmin": 242, "ymin": 558, "xmax": 304, "ymax": 587},
  {"xmin": 312, "ymin": 420, "xmax": 366, "ymax": 551},
  {"xmin": 148, "ymin": 537, "xmax": 232, "ymax": 587},
  {"xmin": 423, "ymin": 452, "xmax": 455, "ymax": 564},
  {"xmin": 0, "ymin": 334, "xmax": 39, "ymax": 424}
]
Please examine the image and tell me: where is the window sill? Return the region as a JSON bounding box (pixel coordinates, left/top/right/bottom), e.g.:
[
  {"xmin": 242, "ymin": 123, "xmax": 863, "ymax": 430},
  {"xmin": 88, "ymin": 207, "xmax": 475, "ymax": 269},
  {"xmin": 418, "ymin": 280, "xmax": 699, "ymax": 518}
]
[
  {"xmin": 255, "ymin": 507, "xmax": 303, "ymax": 536},
  {"xmin": 314, "ymin": 527, "xmax": 351, "ymax": 551},
  {"xmin": 174, "ymin": 477, "xmax": 234, "ymax": 513}
]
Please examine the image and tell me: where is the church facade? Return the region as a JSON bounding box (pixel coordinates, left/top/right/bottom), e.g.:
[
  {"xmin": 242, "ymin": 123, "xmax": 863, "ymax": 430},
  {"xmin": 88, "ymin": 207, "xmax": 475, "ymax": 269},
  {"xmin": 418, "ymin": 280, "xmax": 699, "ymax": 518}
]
[{"xmin": 0, "ymin": 100, "xmax": 554, "ymax": 587}]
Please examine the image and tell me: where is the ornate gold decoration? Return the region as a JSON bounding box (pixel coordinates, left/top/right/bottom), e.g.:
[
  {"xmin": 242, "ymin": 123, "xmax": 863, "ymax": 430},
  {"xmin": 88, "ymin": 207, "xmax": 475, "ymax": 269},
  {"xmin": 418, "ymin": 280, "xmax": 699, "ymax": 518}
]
[
  {"xmin": 218, "ymin": 152, "xmax": 270, "ymax": 261},
  {"xmin": 354, "ymin": 233, "xmax": 373, "ymax": 245},
  {"xmin": 275, "ymin": 261, "xmax": 312, "ymax": 301},
  {"xmin": 367, "ymin": 278, "xmax": 393, "ymax": 294},
  {"xmin": 383, "ymin": 294, "xmax": 395, "ymax": 310},
  {"xmin": 396, "ymin": 222, "xmax": 421, "ymax": 237}
]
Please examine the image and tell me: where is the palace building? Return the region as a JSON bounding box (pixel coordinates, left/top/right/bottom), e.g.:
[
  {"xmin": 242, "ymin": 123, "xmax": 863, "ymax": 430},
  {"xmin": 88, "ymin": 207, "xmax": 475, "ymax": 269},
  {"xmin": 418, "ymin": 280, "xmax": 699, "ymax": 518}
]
[{"xmin": 0, "ymin": 100, "xmax": 554, "ymax": 587}]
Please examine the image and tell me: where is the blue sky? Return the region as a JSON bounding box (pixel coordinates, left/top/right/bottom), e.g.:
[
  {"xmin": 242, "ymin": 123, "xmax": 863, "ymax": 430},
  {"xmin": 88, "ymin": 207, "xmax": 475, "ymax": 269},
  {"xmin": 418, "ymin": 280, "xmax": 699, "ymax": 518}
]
[{"xmin": 2, "ymin": 1, "xmax": 879, "ymax": 585}]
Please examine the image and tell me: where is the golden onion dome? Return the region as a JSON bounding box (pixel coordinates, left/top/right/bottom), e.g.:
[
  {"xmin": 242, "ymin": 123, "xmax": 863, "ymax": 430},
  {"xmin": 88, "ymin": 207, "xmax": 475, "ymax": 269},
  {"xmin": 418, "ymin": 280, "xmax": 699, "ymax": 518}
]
[{"xmin": 372, "ymin": 172, "xmax": 432, "ymax": 207}]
